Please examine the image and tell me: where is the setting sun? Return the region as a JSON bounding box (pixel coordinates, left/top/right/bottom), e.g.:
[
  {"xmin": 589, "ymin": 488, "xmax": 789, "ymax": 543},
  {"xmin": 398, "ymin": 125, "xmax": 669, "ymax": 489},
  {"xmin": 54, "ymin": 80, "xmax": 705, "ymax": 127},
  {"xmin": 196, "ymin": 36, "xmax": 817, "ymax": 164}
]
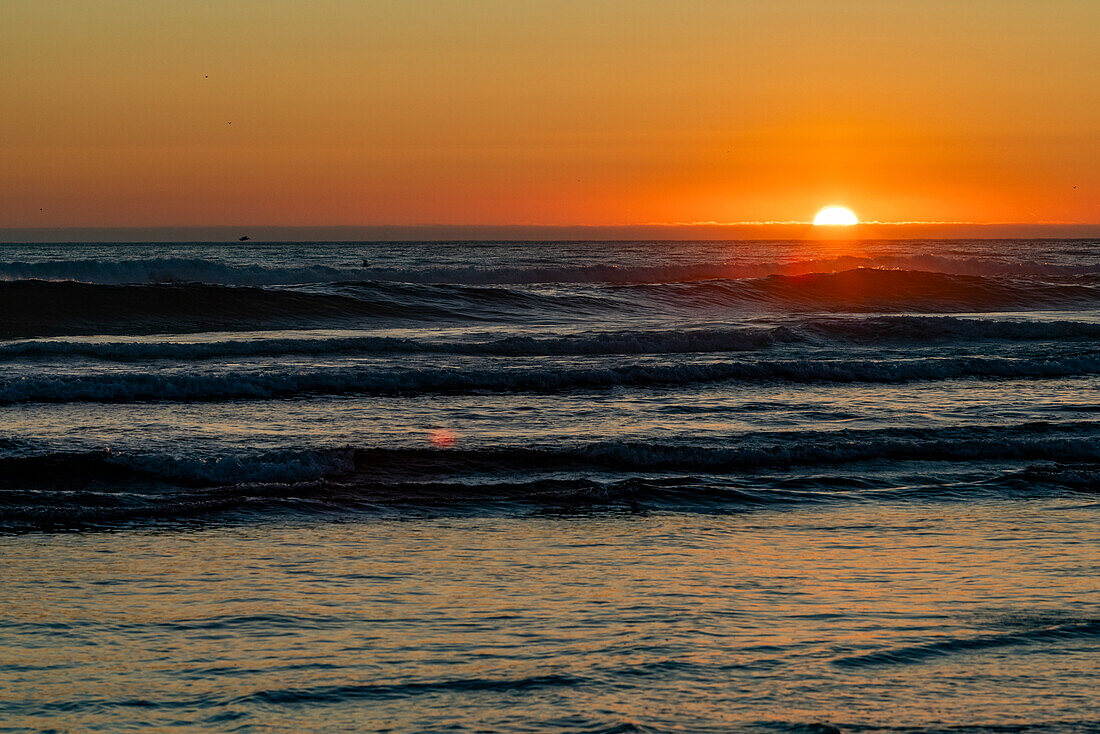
[
  {"xmin": 812, "ymin": 206, "xmax": 859, "ymax": 226},
  {"xmin": 3, "ymin": 4, "xmax": 1100, "ymax": 733}
]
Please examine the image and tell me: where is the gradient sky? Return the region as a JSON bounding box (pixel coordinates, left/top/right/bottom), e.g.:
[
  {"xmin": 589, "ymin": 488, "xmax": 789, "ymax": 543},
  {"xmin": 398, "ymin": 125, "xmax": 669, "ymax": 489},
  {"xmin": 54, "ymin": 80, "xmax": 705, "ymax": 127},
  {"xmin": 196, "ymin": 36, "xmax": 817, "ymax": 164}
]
[{"xmin": 2, "ymin": 0, "xmax": 1098, "ymax": 231}]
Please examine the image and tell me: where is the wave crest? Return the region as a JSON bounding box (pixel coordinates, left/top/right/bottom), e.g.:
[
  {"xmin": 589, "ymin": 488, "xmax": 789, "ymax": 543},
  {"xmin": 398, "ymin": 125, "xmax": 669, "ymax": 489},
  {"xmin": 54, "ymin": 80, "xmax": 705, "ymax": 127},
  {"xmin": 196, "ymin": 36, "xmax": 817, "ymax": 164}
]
[
  {"xmin": 1, "ymin": 422, "xmax": 1097, "ymax": 530},
  {"xmin": 3, "ymin": 254, "xmax": 1099, "ymax": 286},
  {"xmin": 4, "ymin": 317, "xmax": 1099, "ymax": 362},
  {"xmin": 2, "ymin": 351, "xmax": 1100, "ymax": 404},
  {"xmin": 4, "ymin": 269, "xmax": 1100, "ymax": 337}
]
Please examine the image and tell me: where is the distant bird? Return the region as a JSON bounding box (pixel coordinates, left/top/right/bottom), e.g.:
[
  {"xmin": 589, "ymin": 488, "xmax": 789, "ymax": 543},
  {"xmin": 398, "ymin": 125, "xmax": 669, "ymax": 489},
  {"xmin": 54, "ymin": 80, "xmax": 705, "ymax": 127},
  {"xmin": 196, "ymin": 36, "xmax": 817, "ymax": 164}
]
[{"xmin": 239, "ymin": 236, "xmax": 250, "ymax": 241}]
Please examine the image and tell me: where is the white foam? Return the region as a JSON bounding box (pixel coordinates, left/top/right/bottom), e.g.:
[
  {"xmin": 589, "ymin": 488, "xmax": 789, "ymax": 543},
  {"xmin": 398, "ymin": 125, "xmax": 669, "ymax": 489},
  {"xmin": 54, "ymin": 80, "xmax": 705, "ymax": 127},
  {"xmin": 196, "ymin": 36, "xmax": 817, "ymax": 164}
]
[{"xmin": 2, "ymin": 352, "xmax": 1098, "ymax": 404}]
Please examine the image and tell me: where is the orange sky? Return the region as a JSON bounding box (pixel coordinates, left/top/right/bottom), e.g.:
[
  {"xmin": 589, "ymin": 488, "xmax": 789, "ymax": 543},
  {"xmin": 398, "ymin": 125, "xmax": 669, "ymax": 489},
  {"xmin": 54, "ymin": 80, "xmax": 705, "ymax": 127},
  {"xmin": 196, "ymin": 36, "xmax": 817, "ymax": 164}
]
[{"xmin": 2, "ymin": 0, "xmax": 1098, "ymax": 235}]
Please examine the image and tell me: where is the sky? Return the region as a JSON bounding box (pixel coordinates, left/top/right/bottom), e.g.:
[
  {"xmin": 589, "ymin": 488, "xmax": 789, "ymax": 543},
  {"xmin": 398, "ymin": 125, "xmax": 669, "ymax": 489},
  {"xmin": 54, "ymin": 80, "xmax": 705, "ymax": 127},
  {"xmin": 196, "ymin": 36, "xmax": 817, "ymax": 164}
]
[{"xmin": 2, "ymin": 0, "xmax": 1098, "ymax": 237}]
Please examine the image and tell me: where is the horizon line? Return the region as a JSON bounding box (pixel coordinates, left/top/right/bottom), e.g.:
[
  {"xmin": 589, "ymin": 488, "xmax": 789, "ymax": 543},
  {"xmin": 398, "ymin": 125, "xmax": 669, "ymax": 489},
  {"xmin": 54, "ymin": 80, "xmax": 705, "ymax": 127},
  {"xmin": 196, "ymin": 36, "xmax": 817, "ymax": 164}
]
[
  {"xmin": 3, "ymin": 222, "xmax": 1098, "ymax": 244},
  {"xmin": 5, "ymin": 220, "xmax": 1100, "ymax": 229},
  {"xmin": 642, "ymin": 220, "xmax": 1100, "ymax": 226}
]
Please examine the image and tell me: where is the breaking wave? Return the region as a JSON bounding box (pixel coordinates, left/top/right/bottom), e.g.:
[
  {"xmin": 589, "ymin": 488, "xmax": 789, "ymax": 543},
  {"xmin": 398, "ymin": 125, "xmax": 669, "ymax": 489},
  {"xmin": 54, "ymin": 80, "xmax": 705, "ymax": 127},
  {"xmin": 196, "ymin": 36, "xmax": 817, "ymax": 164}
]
[
  {"xmin": 0, "ymin": 329, "xmax": 792, "ymax": 361},
  {"xmin": 0, "ymin": 279, "xmax": 606, "ymax": 337},
  {"xmin": 3, "ymin": 268, "xmax": 1100, "ymax": 337},
  {"xmin": 3, "ymin": 254, "xmax": 1100, "ymax": 286},
  {"xmin": 4, "ymin": 317, "xmax": 1100, "ymax": 362},
  {"xmin": 2, "ymin": 351, "xmax": 1099, "ymax": 404},
  {"xmin": 2, "ymin": 423, "xmax": 1097, "ymax": 486},
  {"xmin": 1, "ymin": 422, "xmax": 1097, "ymax": 530}
]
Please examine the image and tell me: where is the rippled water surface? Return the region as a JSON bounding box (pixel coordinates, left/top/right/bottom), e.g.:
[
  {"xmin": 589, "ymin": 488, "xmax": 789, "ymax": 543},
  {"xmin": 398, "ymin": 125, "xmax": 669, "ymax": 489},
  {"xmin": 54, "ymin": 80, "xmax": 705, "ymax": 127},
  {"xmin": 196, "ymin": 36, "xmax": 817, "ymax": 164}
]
[
  {"xmin": 5, "ymin": 505, "xmax": 1099, "ymax": 733},
  {"xmin": 1, "ymin": 239, "xmax": 1098, "ymax": 731}
]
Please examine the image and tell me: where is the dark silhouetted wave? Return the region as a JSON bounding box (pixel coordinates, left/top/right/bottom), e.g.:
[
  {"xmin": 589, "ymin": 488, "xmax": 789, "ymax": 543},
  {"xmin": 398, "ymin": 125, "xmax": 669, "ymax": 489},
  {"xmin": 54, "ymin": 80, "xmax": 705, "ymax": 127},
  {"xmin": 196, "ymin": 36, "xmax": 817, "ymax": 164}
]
[
  {"xmin": 2, "ymin": 350, "xmax": 1098, "ymax": 404},
  {"xmin": 3, "ymin": 317, "xmax": 1099, "ymax": 362},
  {"xmin": 618, "ymin": 268, "xmax": 1100, "ymax": 312},
  {"xmin": 4, "ymin": 254, "xmax": 1100, "ymax": 286},
  {"xmin": 1, "ymin": 422, "xmax": 1096, "ymax": 530},
  {"xmin": 3, "ymin": 268, "xmax": 1100, "ymax": 337},
  {"xmin": 0, "ymin": 279, "xmax": 609, "ymax": 337}
]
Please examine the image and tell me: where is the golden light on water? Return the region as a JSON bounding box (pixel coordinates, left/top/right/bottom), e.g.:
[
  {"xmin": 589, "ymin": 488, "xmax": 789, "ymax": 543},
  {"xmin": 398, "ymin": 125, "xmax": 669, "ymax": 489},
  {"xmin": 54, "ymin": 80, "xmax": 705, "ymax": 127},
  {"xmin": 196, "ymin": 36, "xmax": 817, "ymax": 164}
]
[{"xmin": 812, "ymin": 206, "xmax": 859, "ymax": 226}]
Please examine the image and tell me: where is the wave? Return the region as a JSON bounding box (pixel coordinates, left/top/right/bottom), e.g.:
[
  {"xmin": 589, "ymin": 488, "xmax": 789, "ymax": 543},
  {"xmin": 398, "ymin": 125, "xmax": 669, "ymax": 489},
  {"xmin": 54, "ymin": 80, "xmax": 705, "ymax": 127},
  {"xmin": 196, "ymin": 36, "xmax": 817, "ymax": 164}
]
[
  {"xmin": 4, "ymin": 269, "xmax": 1100, "ymax": 337},
  {"xmin": 336, "ymin": 424, "xmax": 1100, "ymax": 477},
  {"xmin": 4, "ymin": 422, "xmax": 1098, "ymax": 486},
  {"xmin": 831, "ymin": 619, "xmax": 1100, "ymax": 668},
  {"xmin": 0, "ymin": 258, "xmax": 359, "ymax": 287},
  {"xmin": 236, "ymin": 673, "xmax": 585, "ymax": 705},
  {"xmin": 4, "ymin": 254, "xmax": 1100, "ymax": 286},
  {"xmin": 1, "ymin": 422, "xmax": 1097, "ymax": 530},
  {"xmin": 992, "ymin": 463, "xmax": 1100, "ymax": 492},
  {"xmin": 0, "ymin": 279, "xmax": 608, "ymax": 338},
  {"xmin": 3, "ymin": 350, "xmax": 1100, "ymax": 404},
  {"xmin": 802, "ymin": 316, "xmax": 1100, "ymax": 344},
  {"xmin": 0, "ymin": 280, "xmax": 408, "ymax": 338},
  {"xmin": 0, "ymin": 329, "xmax": 794, "ymax": 361},
  {"xmin": 4, "ymin": 317, "xmax": 1100, "ymax": 362},
  {"xmin": 1, "ymin": 674, "xmax": 586, "ymax": 715},
  {"xmin": 0, "ymin": 447, "xmax": 357, "ymax": 486},
  {"xmin": 622, "ymin": 268, "xmax": 1100, "ymax": 312}
]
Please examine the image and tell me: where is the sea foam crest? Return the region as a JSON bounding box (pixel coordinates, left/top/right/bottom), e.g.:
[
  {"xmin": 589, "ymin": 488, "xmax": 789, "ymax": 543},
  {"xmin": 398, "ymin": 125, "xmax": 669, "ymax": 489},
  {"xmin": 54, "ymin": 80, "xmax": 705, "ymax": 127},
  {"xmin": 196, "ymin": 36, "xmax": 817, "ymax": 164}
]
[
  {"xmin": 2, "ymin": 352, "xmax": 1099, "ymax": 404},
  {"xmin": 3, "ymin": 318, "xmax": 1100, "ymax": 362},
  {"xmin": 2, "ymin": 422, "xmax": 1098, "ymax": 488}
]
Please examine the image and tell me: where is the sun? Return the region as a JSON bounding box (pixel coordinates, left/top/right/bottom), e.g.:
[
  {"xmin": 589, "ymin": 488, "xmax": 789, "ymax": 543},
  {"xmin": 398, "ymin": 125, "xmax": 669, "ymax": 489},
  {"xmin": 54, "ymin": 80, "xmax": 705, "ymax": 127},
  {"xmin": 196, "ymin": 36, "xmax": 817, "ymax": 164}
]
[{"xmin": 812, "ymin": 206, "xmax": 858, "ymax": 226}]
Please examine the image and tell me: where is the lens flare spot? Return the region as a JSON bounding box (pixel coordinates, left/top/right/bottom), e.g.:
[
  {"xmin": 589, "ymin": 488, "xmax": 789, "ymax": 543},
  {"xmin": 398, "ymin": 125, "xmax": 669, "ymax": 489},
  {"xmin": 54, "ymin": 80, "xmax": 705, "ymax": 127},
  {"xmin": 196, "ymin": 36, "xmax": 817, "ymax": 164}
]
[{"xmin": 429, "ymin": 428, "xmax": 457, "ymax": 448}]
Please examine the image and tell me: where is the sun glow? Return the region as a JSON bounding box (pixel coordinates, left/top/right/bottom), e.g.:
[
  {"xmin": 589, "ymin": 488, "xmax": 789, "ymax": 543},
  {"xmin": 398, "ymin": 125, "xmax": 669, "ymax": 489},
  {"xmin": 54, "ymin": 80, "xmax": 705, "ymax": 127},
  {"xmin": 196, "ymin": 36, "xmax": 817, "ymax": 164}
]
[{"xmin": 812, "ymin": 206, "xmax": 859, "ymax": 226}]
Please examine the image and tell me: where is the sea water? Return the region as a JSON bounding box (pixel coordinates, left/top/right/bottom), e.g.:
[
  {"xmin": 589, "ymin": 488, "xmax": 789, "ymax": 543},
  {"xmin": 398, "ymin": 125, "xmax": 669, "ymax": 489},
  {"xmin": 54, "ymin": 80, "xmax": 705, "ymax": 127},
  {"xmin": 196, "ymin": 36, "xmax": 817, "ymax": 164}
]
[{"xmin": 1, "ymin": 239, "xmax": 1098, "ymax": 732}]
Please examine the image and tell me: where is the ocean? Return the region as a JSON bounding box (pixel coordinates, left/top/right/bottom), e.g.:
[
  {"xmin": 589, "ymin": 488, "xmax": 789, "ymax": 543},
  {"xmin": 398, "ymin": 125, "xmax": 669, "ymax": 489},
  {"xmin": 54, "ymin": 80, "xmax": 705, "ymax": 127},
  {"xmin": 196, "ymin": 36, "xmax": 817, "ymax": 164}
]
[{"xmin": 1, "ymin": 239, "xmax": 1098, "ymax": 733}]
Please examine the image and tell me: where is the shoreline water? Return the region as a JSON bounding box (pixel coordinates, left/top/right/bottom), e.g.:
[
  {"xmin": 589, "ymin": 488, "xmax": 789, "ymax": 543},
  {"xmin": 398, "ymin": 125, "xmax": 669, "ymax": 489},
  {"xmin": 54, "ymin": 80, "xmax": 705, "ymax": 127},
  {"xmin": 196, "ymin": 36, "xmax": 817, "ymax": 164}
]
[
  {"xmin": 1, "ymin": 239, "xmax": 1097, "ymax": 730},
  {"xmin": 3, "ymin": 502, "xmax": 1098, "ymax": 732}
]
